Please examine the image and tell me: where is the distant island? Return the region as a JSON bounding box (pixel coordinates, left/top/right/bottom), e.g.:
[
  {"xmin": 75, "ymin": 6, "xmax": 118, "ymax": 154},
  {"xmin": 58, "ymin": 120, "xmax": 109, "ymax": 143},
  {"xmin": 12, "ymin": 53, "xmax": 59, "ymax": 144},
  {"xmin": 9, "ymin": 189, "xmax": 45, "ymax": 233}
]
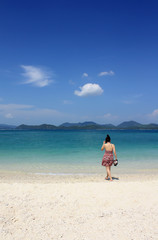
[{"xmin": 1, "ymin": 121, "xmax": 158, "ymax": 130}]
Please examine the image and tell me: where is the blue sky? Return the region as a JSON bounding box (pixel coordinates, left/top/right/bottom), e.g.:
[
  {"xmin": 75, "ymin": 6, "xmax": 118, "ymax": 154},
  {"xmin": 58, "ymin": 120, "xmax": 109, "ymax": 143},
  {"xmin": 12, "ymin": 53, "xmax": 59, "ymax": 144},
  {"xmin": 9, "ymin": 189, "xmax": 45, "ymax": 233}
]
[{"xmin": 0, "ymin": 0, "xmax": 158, "ymax": 125}]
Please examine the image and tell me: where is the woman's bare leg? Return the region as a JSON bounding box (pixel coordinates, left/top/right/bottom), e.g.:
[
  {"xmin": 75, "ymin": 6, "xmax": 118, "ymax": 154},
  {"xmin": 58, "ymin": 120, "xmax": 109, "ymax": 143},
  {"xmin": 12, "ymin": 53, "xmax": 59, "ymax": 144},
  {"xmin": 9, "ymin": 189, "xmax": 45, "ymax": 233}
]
[
  {"xmin": 105, "ymin": 167, "xmax": 109, "ymax": 179},
  {"xmin": 106, "ymin": 166, "xmax": 112, "ymax": 181},
  {"xmin": 109, "ymin": 166, "xmax": 112, "ymax": 181}
]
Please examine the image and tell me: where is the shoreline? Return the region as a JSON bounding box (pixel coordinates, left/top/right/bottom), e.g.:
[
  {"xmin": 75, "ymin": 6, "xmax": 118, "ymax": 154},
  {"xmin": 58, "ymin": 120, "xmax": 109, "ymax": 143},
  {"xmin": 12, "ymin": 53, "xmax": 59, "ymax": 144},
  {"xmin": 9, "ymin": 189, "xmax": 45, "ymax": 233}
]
[{"xmin": 0, "ymin": 169, "xmax": 158, "ymax": 183}]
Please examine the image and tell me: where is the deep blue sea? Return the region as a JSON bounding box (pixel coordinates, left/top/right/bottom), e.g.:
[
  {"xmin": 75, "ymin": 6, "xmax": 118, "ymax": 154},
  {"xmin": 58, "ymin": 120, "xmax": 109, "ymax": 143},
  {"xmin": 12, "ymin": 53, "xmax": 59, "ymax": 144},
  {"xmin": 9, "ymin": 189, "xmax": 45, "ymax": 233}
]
[{"xmin": 0, "ymin": 130, "xmax": 158, "ymax": 174}]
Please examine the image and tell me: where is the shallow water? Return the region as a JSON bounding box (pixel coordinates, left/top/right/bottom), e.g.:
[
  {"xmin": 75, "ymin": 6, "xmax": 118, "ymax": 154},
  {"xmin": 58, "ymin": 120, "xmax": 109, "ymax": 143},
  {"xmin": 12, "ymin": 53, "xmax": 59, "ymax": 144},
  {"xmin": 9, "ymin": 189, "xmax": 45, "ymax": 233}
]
[{"xmin": 0, "ymin": 130, "xmax": 158, "ymax": 174}]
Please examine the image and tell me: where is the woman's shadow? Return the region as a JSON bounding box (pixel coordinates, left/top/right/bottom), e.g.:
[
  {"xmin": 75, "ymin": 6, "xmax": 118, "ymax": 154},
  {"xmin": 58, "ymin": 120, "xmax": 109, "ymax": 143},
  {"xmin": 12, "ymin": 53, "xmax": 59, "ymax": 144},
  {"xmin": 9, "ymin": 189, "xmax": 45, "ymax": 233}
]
[{"xmin": 112, "ymin": 177, "xmax": 119, "ymax": 180}]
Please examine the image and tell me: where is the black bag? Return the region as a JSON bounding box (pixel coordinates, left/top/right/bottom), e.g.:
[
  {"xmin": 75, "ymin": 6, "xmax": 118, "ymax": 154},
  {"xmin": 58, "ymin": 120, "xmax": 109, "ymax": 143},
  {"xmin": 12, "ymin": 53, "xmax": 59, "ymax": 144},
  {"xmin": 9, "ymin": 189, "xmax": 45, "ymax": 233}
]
[{"xmin": 114, "ymin": 159, "xmax": 118, "ymax": 166}]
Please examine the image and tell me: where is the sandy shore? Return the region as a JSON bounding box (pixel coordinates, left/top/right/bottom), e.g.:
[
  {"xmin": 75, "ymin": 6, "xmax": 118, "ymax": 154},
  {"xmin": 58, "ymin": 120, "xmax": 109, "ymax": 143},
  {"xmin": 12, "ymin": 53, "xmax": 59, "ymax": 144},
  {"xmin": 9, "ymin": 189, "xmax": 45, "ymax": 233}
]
[{"xmin": 0, "ymin": 172, "xmax": 158, "ymax": 240}]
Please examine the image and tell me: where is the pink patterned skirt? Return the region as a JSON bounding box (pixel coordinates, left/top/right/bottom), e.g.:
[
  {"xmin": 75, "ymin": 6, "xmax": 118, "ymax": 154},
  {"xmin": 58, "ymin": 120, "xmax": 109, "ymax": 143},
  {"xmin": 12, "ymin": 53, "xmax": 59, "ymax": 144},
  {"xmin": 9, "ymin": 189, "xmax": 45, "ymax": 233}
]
[{"xmin": 102, "ymin": 151, "xmax": 114, "ymax": 167}]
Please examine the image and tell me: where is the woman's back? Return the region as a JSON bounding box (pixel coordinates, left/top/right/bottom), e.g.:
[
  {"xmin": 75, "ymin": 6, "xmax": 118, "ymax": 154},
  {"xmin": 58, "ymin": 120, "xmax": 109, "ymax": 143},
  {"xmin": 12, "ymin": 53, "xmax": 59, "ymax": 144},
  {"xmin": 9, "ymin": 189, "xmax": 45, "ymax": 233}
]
[{"xmin": 104, "ymin": 142, "xmax": 113, "ymax": 152}]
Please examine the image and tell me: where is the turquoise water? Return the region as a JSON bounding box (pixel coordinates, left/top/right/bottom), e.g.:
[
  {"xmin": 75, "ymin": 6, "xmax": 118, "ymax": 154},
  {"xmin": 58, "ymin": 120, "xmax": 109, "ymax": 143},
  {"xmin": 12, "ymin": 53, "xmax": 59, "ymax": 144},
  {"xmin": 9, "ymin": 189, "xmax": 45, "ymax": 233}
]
[{"xmin": 0, "ymin": 130, "xmax": 158, "ymax": 174}]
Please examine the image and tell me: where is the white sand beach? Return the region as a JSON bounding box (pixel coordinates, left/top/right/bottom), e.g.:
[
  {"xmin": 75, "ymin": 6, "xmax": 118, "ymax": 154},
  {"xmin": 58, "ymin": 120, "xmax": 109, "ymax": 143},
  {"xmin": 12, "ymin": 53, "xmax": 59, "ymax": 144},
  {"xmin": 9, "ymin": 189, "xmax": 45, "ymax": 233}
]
[{"xmin": 0, "ymin": 172, "xmax": 158, "ymax": 240}]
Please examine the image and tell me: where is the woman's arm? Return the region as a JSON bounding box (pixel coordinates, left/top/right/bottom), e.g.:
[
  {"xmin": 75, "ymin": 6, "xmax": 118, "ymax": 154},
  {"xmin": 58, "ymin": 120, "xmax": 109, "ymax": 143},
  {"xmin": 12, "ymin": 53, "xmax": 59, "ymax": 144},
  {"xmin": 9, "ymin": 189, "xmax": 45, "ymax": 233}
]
[
  {"xmin": 101, "ymin": 141, "xmax": 105, "ymax": 151},
  {"xmin": 112, "ymin": 144, "xmax": 117, "ymax": 159}
]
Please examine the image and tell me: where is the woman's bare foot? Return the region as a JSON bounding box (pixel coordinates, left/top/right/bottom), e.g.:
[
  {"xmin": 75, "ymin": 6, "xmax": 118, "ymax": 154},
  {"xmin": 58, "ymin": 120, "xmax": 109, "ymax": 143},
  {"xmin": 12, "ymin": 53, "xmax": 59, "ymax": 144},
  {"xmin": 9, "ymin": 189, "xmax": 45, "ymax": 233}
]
[
  {"xmin": 105, "ymin": 176, "xmax": 109, "ymax": 180},
  {"xmin": 110, "ymin": 178, "xmax": 113, "ymax": 181}
]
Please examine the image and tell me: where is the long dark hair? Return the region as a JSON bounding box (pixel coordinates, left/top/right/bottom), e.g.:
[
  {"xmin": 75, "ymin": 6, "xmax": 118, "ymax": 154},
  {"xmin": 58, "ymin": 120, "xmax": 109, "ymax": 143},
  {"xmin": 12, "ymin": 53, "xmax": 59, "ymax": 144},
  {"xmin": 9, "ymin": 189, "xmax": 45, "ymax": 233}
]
[{"xmin": 105, "ymin": 134, "xmax": 111, "ymax": 143}]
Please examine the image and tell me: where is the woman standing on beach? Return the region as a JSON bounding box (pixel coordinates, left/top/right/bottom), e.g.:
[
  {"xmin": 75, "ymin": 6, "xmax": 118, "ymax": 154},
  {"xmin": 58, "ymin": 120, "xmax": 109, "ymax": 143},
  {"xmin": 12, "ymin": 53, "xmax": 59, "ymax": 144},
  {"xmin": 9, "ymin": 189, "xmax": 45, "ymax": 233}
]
[{"xmin": 101, "ymin": 134, "xmax": 117, "ymax": 181}]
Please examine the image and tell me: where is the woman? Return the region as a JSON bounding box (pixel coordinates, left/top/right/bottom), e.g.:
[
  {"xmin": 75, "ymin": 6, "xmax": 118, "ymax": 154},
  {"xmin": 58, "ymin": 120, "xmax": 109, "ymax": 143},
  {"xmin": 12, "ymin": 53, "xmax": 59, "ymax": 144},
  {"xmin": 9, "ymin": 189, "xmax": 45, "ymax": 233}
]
[{"xmin": 101, "ymin": 134, "xmax": 117, "ymax": 181}]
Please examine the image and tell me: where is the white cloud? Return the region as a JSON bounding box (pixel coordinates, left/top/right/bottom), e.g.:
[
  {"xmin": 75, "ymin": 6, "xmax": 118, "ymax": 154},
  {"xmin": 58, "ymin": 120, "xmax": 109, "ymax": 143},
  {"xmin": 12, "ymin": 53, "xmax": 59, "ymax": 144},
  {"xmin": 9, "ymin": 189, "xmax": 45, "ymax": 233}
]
[
  {"xmin": 98, "ymin": 70, "xmax": 114, "ymax": 77},
  {"xmin": 0, "ymin": 103, "xmax": 63, "ymax": 124},
  {"xmin": 5, "ymin": 113, "xmax": 13, "ymax": 119},
  {"xmin": 74, "ymin": 83, "xmax": 103, "ymax": 97},
  {"xmin": 21, "ymin": 65, "xmax": 53, "ymax": 87},
  {"xmin": 149, "ymin": 109, "xmax": 158, "ymax": 117},
  {"xmin": 82, "ymin": 73, "xmax": 88, "ymax": 78},
  {"xmin": 103, "ymin": 113, "xmax": 112, "ymax": 118},
  {"xmin": 0, "ymin": 104, "xmax": 33, "ymax": 121},
  {"xmin": 0, "ymin": 104, "xmax": 33, "ymax": 111}
]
